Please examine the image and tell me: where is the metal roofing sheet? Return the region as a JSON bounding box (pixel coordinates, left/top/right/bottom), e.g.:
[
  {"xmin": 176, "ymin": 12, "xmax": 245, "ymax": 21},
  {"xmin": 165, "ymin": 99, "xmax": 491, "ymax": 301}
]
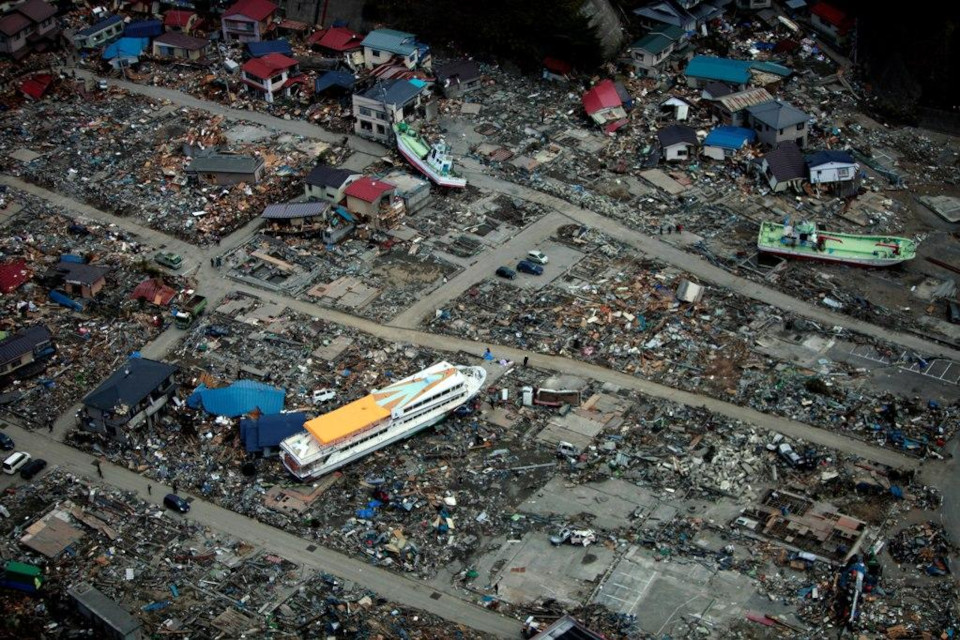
[
  {"xmin": 260, "ymin": 202, "xmax": 329, "ymax": 219},
  {"xmin": 187, "ymin": 380, "xmax": 285, "ymax": 417},
  {"xmin": 246, "ymin": 39, "xmax": 292, "ymax": 57}
]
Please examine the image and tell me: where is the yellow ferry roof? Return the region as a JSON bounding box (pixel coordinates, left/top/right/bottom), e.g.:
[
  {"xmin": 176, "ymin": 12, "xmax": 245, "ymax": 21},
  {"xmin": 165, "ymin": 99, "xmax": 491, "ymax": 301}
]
[{"xmin": 304, "ymin": 395, "xmax": 390, "ymax": 445}]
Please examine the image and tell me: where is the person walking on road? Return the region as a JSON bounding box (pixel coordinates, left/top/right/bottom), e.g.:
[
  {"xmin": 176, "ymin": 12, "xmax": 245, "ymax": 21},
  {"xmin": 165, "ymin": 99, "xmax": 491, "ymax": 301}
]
[
  {"xmin": 95, "ymin": 461, "xmax": 103, "ymax": 478},
  {"xmin": 147, "ymin": 484, "xmax": 152, "ymax": 496}
]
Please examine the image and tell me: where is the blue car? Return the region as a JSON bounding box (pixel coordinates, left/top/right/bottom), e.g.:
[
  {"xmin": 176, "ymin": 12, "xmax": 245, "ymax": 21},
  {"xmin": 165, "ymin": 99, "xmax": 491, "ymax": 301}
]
[
  {"xmin": 495, "ymin": 266, "xmax": 516, "ymax": 280},
  {"xmin": 516, "ymin": 260, "xmax": 543, "ymax": 275},
  {"xmin": 0, "ymin": 432, "xmax": 14, "ymax": 451},
  {"xmin": 163, "ymin": 494, "xmax": 190, "ymax": 513}
]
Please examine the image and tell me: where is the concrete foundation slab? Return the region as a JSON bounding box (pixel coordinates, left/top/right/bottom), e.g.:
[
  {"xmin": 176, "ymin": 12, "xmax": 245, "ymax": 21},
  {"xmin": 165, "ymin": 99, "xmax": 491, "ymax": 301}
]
[{"xmin": 519, "ymin": 477, "xmax": 659, "ymax": 530}]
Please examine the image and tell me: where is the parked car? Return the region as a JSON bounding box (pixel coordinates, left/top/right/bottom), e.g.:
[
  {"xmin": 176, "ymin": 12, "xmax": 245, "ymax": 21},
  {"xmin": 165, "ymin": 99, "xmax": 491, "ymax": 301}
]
[
  {"xmin": 154, "ymin": 251, "xmax": 183, "ymax": 270},
  {"xmin": 948, "ymin": 301, "xmax": 960, "ymax": 325},
  {"xmin": 97, "ymin": 79, "xmax": 108, "ymax": 91},
  {"xmin": 0, "ymin": 432, "xmax": 14, "ymax": 451},
  {"xmin": 2, "ymin": 452, "xmax": 30, "ymax": 475},
  {"xmin": 19, "ymin": 459, "xmax": 46, "ymax": 480},
  {"xmin": 163, "ymin": 494, "xmax": 190, "ymax": 513},
  {"xmin": 495, "ymin": 266, "xmax": 516, "ymax": 280},
  {"xmin": 527, "ymin": 250, "xmax": 549, "ymax": 265},
  {"xmin": 550, "ymin": 527, "xmax": 597, "ymax": 546},
  {"xmin": 777, "ymin": 443, "xmax": 804, "ymax": 467},
  {"xmin": 516, "ymin": 260, "xmax": 543, "ymax": 275},
  {"xmin": 312, "ymin": 388, "xmax": 336, "ymax": 404},
  {"xmin": 556, "ymin": 441, "xmax": 580, "ymax": 458}
]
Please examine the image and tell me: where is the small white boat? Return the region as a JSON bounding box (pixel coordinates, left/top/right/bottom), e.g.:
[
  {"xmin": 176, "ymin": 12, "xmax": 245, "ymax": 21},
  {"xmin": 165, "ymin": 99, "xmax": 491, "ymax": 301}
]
[{"xmin": 394, "ymin": 122, "xmax": 467, "ymax": 188}]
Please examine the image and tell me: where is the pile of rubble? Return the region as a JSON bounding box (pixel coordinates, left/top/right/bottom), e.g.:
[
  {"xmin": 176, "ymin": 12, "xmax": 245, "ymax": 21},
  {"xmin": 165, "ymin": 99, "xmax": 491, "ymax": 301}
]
[{"xmin": 887, "ymin": 522, "xmax": 954, "ymax": 577}]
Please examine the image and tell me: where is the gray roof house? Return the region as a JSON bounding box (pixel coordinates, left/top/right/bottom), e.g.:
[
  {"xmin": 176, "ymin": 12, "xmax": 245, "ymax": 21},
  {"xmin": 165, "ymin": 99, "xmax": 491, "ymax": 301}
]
[
  {"xmin": 304, "ymin": 165, "xmax": 360, "ymax": 203},
  {"xmin": 80, "ymin": 357, "xmax": 178, "ymax": 441},
  {"xmin": 0, "ymin": 325, "xmax": 53, "ymax": 377},
  {"xmin": 434, "ymin": 59, "xmax": 482, "ymax": 97},
  {"xmin": 352, "ymin": 79, "xmax": 426, "ymax": 142},
  {"xmin": 758, "ymin": 142, "xmax": 806, "ymax": 192},
  {"xmin": 746, "ymin": 99, "xmax": 810, "ymax": 148},
  {"xmin": 186, "ymin": 154, "xmax": 266, "ymax": 185},
  {"xmin": 657, "ymin": 124, "xmax": 698, "ymax": 162},
  {"xmin": 53, "ymin": 262, "xmax": 110, "ymax": 298},
  {"xmin": 261, "ymin": 201, "xmax": 331, "ymax": 234}
]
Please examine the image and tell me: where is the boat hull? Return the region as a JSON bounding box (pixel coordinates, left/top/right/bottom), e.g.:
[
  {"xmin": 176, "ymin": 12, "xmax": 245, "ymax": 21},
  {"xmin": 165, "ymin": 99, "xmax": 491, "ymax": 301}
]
[
  {"xmin": 396, "ymin": 142, "xmax": 467, "ymax": 188},
  {"xmin": 757, "ymin": 244, "xmax": 909, "ymax": 267}
]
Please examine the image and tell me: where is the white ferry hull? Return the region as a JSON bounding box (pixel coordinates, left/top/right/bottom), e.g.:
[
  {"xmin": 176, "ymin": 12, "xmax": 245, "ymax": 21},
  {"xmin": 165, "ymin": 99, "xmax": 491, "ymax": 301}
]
[{"xmin": 396, "ymin": 138, "xmax": 467, "ymax": 189}]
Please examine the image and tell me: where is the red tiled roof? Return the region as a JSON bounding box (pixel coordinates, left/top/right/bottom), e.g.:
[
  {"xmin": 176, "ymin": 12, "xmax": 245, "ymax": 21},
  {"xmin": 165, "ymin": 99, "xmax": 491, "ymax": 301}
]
[
  {"xmin": 163, "ymin": 9, "xmax": 195, "ymax": 27},
  {"xmin": 241, "ymin": 52, "xmax": 298, "ymax": 79},
  {"xmin": 582, "ymin": 79, "xmax": 621, "ymax": 115},
  {"xmin": 0, "ymin": 260, "xmax": 30, "ymax": 293},
  {"xmin": 20, "ymin": 73, "xmax": 53, "ymax": 100},
  {"xmin": 277, "ymin": 18, "xmax": 308, "ymax": 31},
  {"xmin": 307, "ymin": 26, "xmax": 362, "ymax": 51},
  {"xmin": 129, "ymin": 278, "xmax": 177, "ymax": 306},
  {"xmin": 223, "ymin": 0, "xmax": 276, "ymax": 21},
  {"xmin": 344, "ymin": 176, "xmax": 394, "ymax": 203},
  {"xmin": 811, "ymin": 2, "xmax": 854, "ymax": 30}
]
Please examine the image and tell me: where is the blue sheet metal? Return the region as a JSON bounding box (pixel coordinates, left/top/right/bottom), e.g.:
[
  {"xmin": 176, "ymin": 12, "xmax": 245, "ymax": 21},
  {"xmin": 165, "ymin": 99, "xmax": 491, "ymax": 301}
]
[
  {"xmin": 239, "ymin": 412, "xmax": 307, "ymax": 452},
  {"xmin": 123, "ymin": 20, "xmax": 162, "ymax": 38},
  {"xmin": 102, "ymin": 37, "xmax": 149, "ymax": 61},
  {"xmin": 246, "ymin": 39, "xmax": 292, "ymax": 57},
  {"xmin": 188, "ymin": 380, "xmax": 285, "ymax": 417}
]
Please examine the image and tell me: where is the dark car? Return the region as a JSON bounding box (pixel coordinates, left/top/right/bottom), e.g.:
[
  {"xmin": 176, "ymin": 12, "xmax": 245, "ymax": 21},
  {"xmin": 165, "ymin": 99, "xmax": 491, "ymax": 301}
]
[
  {"xmin": 163, "ymin": 493, "xmax": 190, "ymax": 513},
  {"xmin": 495, "ymin": 266, "xmax": 516, "ymax": 280},
  {"xmin": 19, "ymin": 459, "xmax": 46, "ymax": 480},
  {"xmin": 516, "ymin": 260, "xmax": 544, "ymax": 276},
  {"xmin": 205, "ymin": 325, "xmax": 231, "ymax": 337},
  {"xmin": 0, "ymin": 432, "xmax": 13, "ymax": 451}
]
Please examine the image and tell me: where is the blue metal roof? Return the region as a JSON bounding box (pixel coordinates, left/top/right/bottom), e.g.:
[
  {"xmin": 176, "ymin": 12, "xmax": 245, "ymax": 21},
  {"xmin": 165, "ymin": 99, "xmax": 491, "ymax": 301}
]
[
  {"xmin": 239, "ymin": 412, "xmax": 306, "ymax": 452},
  {"xmin": 314, "ymin": 70, "xmax": 355, "ymax": 92},
  {"xmin": 123, "ymin": 20, "xmax": 162, "ymax": 38},
  {"xmin": 77, "ymin": 14, "xmax": 123, "ymax": 38},
  {"xmin": 359, "ymin": 78, "xmax": 422, "ymax": 106},
  {"xmin": 246, "ymin": 39, "xmax": 292, "ymax": 57},
  {"xmin": 102, "ymin": 37, "xmax": 149, "ymax": 60},
  {"xmin": 361, "ymin": 28, "xmax": 417, "ymax": 56},
  {"xmin": 751, "ymin": 60, "xmax": 792, "ymax": 77},
  {"xmin": 703, "ymin": 126, "xmax": 756, "ymax": 149},
  {"xmin": 187, "ymin": 380, "xmax": 285, "ymax": 417},
  {"xmin": 685, "ymin": 56, "xmax": 753, "ymax": 84}
]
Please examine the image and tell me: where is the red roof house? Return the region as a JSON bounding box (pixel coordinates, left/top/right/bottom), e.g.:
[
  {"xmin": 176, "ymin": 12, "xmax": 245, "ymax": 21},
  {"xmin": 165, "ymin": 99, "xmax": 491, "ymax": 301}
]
[
  {"xmin": 163, "ymin": 9, "xmax": 198, "ymax": 33},
  {"xmin": 129, "ymin": 278, "xmax": 177, "ymax": 306},
  {"xmin": 221, "ymin": 0, "xmax": 276, "ymax": 43},
  {"xmin": 20, "ymin": 73, "xmax": 53, "ymax": 101},
  {"xmin": 223, "ymin": 0, "xmax": 276, "ymax": 20},
  {"xmin": 308, "ymin": 26, "xmax": 363, "ymax": 52},
  {"xmin": 0, "ymin": 260, "xmax": 31, "ymax": 294},
  {"xmin": 344, "ymin": 177, "xmax": 395, "ymax": 203},
  {"xmin": 242, "ymin": 52, "xmax": 298, "ymax": 79},
  {"xmin": 810, "ymin": 2, "xmax": 855, "ymax": 40},
  {"xmin": 582, "ymin": 79, "xmax": 628, "ymax": 133}
]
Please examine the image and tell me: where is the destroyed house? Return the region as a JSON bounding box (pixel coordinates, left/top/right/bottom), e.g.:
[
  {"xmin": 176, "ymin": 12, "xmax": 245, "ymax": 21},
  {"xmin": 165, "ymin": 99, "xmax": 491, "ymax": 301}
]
[
  {"xmin": 702, "ymin": 126, "xmax": 756, "ymax": 160},
  {"xmin": 806, "ymin": 149, "xmax": 859, "ymax": 196},
  {"xmin": 684, "ymin": 55, "xmax": 753, "ymax": 89},
  {"xmin": 758, "ymin": 141, "xmax": 806, "ymax": 192},
  {"xmin": 810, "ymin": 2, "xmax": 854, "ymax": 45},
  {"xmin": 163, "ymin": 9, "xmax": 198, "ymax": 33},
  {"xmin": 434, "ymin": 59, "xmax": 482, "ymax": 98},
  {"xmin": 352, "ymin": 79, "xmax": 425, "ymax": 142},
  {"xmin": 628, "ymin": 25, "xmax": 681, "ymax": 77},
  {"xmin": 343, "ymin": 176, "xmax": 403, "ymax": 229},
  {"xmin": 240, "ymin": 412, "xmax": 307, "ymax": 456},
  {"xmin": 0, "ymin": 324, "xmax": 53, "ymax": 377},
  {"xmin": 582, "ymin": 79, "xmax": 628, "ymax": 133},
  {"xmin": 307, "ymin": 26, "xmax": 363, "ymax": 68},
  {"xmin": 129, "ymin": 277, "xmax": 176, "ymax": 306},
  {"xmin": 79, "ymin": 357, "xmax": 177, "ymax": 441},
  {"xmin": 0, "ymin": 259, "xmax": 30, "ymax": 293},
  {"xmin": 186, "ymin": 154, "xmax": 265, "ymax": 185},
  {"xmin": 68, "ymin": 582, "xmax": 142, "ymax": 640},
  {"xmin": 304, "ymin": 164, "xmax": 359, "ymax": 203},
  {"xmin": 221, "ymin": 0, "xmax": 276, "ymax": 43},
  {"xmin": 709, "ymin": 87, "xmax": 773, "ymax": 126},
  {"xmin": 746, "ymin": 99, "xmax": 809, "ymax": 148},
  {"xmin": 241, "ymin": 52, "xmax": 304, "ymax": 103},
  {"xmin": 657, "ymin": 124, "xmax": 698, "ymax": 162},
  {"xmin": 152, "ymin": 31, "xmax": 209, "ymax": 59},
  {"xmin": 73, "ymin": 14, "xmax": 123, "ymax": 49},
  {"xmin": 51, "ymin": 261, "xmax": 109, "ymax": 298},
  {"xmin": 0, "ymin": 0, "xmax": 59, "ymax": 59},
  {"xmin": 261, "ymin": 201, "xmax": 330, "ymax": 234},
  {"xmin": 361, "ymin": 28, "xmax": 429, "ymax": 70},
  {"xmin": 633, "ymin": 2, "xmax": 696, "ymax": 31},
  {"xmin": 530, "ymin": 614, "xmax": 606, "ymax": 639}
]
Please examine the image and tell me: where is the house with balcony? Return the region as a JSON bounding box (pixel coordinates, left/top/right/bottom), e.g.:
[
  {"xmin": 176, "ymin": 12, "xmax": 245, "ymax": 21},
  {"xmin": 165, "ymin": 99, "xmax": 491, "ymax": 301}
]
[
  {"xmin": 0, "ymin": 0, "xmax": 58, "ymax": 59},
  {"xmin": 221, "ymin": 0, "xmax": 276, "ymax": 43},
  {"xmin": 361, "ymin": 28, "xmax": 430, "ymax": 70},
  {"xmin": 73, "ymin": 14, "xmax": 123, "ymax": 49},
  {"xmin": 79, "ymin": 357, "xmax": 178, "ymax": 442},
  {"xmin": 0, "ymin": 324, "xmax": 54, "ymax": 378},
  {"xmin": 241, "ymin": 52, "xmax": 304, "ymax": 103},
  {"xmin": 352, "ymin": 78, "xmax": 425, "ymax": 143}
]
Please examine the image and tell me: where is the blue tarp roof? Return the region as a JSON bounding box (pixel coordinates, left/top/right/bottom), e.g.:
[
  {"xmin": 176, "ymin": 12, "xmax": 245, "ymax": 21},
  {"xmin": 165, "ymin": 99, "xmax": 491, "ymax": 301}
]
[
  {"xmin": 239, "ymin": 412, "xmax": 306, "ymax": 452},
  {"xmin": 685, "ymin": 56, "xmax": 753, "ymax": 84},
  {"xmin": 102, "ymin": 37, "xmax": 149, "ymax": 60},
  {"xmin": 187, "ymin": 380, "xmax": 285, "ymax": 417},
  {"xmin": 124, "ymin": 19, "xmax": 162, "ymax": 38},
  {"xmin": 246, "ymin": 39, "xmax": 292, "ymax": 57},
  {"xmin": 314, "ymin": 70, "xmax": 355, "ymax": 92},
  {"xmin": 703, "ymin": 126, "xmax": 756, "ymax": 149}
]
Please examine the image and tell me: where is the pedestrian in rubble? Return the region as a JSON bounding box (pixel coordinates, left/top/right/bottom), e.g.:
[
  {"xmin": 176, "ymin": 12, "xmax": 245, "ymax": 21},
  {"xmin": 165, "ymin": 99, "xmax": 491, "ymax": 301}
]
[
  {"xmin": 147, "ymin": 484, "xmax": 152, "ymax": 495},
  {"xmin": 47, "ymin": 421, "xmax": 54, "ymax": 433},
  {"xmin": 677, "ymin": 224, "xmax": 683, "ymax": 234},
  {"xmin": 523, "ymin": 356, "xmax": 529, "ymax": 367},
  {"xmin": 210, "ymin": 258, "xmax": 215, "ymax": 267},
  {"xmin": 172, "ymin": 481, "xmax": 178, "ymax": 495},
  {"xmin": 96, "ymin": 461, "xmax": 103, "ymax": 478}
]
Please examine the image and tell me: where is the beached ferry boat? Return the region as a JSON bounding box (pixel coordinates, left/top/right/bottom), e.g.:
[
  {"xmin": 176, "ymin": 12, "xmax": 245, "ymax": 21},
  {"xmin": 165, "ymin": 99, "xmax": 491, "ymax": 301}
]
[{"xmin": 280, "ymin": 361, "xmax": 486, "ymax": 480}]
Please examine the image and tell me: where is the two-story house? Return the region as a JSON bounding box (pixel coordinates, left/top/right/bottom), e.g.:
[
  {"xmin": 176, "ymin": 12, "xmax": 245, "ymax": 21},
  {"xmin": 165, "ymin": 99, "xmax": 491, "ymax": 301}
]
[
  {"xmin": 307, "ymin": 25, "xmax": 364, "ymax": 70},
  {"xmin": 79, "ymin": 357, "xmax": 178, "ymax": 443},
  {"xmin": 304, "ymin": 164, "xmax": 360, "ymax": 204},
  {"xmin": 221, "ymin": 0, "xmax": 276, "ymax": 43},
  {"xmin": 361, "ymin": 28, "xmax": 430, "ymax": 70},
  {"xmin": 73, "ymin": 14, "xmax": 123, "ymax": 49},
  {"xmin": 352, "ymin": 78, "xmax": 425, "ymax": 142},
  {"xmin": 241, "ymin": 52, "xmax": 304, "ymax": 103},
  {"xmin": 810, "ymin": 2, "xmax": 855, "ymax": 47},
  {"xmin": 0, "ymin": 0, "xmax": 58, "ymax": 59},
  {"xmin": 746, "ymin": 99, "xmax": 809, "ymax": 148},
  {"xmin": 0, "ymin": 325, "xmax": 54, "ymax": 378}
]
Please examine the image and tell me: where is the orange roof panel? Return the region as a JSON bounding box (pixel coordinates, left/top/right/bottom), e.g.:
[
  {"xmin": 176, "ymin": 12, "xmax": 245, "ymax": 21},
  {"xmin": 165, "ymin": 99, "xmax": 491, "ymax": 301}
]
[{"xmin": 304, "ymin": 394, "xmax": 390, "ymax": 444}]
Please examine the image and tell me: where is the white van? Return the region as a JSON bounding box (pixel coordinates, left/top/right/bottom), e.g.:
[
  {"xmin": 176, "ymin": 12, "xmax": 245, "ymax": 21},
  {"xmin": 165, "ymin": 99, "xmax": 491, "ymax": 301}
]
[{"xmin": 3, "ymin": 452, "xmax": 31, "ymax": 475}]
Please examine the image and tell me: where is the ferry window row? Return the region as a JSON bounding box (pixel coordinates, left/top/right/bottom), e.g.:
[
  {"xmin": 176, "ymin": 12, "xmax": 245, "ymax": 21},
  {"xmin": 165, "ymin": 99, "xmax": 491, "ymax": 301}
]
[{"xmin": 404, "ymin": 385, "xmax": 463, "ymax": 413}]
